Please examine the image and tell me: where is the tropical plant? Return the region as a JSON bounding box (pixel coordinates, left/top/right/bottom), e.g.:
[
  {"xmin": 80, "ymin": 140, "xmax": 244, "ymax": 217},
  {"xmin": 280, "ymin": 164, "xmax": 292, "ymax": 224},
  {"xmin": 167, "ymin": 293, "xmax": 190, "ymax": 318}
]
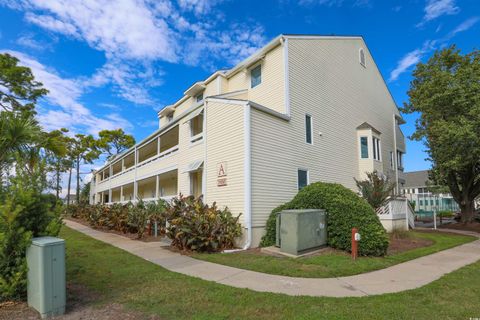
[
  {"xmin": 260, "ymin": 182, "xmax": 389, "ymax": 256},
  {"xmin": 403, "ymin": 46, "xmax": 480, "ymax": 223},
  {"xmin": 354, "ymin": 171, "xmax": 396, "ymax": 209},
  {"xmin": 165, "ymin": 195, "xmax": 242, "ymax": 252}
]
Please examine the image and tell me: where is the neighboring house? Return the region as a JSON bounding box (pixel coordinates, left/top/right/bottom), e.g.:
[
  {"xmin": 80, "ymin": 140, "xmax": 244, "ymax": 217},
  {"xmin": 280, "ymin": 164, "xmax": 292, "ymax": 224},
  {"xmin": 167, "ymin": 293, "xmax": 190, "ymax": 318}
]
[
  {"xmin": 90, "ymin": 34, "xmax": 407, "ymax": 246},
  {"xmin": 63, "ymin": 194, "xmax": 77, "ymax": 205},
  {"xmin": 402, "ymin": 170, "xmax": 459, "ymax": 215}
]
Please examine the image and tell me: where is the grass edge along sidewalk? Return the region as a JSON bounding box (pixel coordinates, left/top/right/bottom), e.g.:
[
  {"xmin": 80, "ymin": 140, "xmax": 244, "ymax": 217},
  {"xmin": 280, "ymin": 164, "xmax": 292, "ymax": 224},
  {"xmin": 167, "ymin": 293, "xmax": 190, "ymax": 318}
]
[{"xmin": 60, "ymin": 226, "xmax": 480, "ymax": 319}]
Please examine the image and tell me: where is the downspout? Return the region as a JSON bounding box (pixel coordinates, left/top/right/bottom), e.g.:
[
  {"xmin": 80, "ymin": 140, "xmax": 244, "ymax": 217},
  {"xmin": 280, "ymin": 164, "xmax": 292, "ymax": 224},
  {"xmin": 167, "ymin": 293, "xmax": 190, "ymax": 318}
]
[
  {"xmin": 393, "ymin": 114, "xmax": 399, "ymax": 195},
  {"xmin": 243, "ymin": 102, "xmax": 252, "ymax": 249},
  {"xmin": 223, "ymin": 102, "xmax": 252, "ymax": 253}
]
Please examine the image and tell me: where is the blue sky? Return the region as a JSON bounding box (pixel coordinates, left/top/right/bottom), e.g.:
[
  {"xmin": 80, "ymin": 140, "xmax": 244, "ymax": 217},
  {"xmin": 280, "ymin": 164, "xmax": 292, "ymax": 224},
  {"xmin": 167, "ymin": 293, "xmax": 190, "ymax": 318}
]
[{"xmin": 0, "ymin": 0, "xmax": 479, "ymax": 183}]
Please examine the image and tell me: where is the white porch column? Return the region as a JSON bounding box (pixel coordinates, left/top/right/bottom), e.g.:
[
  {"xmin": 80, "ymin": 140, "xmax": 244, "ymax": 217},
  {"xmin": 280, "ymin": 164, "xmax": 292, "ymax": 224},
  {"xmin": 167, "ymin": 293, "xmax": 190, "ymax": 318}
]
[
  {"xmin": 108, "ymin": 189, "xmax": 112, "ymax": 203},
  {"xmin": 122, "ymin": 158, "xmax": 125, "ymax": 171},
  {"xmin": 157, "ymin": 137, "xmax": 161, "ymax": 154},
  {"xmin": 120, "ymin": 185, "xmax": 124, "ymax": 202},
  {"xmin": 109, "ymin": 165, "xmax": 112, "ymax": 178},
  {"xmin": 155, "ymin": 175, "xmax": 160, "ymax": 199}
]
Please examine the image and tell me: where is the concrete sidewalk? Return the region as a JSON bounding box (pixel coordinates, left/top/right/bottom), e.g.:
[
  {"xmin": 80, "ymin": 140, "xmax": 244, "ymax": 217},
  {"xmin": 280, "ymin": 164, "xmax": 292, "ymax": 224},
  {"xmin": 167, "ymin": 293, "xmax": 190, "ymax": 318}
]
[{"xmin": 64, "ymin": 220, "xmax": 480, "ymax": 297}]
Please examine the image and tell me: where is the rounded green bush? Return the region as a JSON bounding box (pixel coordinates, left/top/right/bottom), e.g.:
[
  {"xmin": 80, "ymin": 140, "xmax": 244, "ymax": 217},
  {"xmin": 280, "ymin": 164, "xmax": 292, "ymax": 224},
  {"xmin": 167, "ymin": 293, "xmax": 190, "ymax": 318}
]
[{"xmin": 260, "ymin": 182, "xmax": 389, "ymax": 256}]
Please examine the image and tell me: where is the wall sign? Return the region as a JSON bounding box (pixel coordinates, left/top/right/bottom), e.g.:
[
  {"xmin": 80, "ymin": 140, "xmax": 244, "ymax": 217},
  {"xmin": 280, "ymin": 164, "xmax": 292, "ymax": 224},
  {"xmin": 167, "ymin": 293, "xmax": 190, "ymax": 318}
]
[{"xmin": 217, "ymin": 162, "xmax": 227, "ymax": 186}]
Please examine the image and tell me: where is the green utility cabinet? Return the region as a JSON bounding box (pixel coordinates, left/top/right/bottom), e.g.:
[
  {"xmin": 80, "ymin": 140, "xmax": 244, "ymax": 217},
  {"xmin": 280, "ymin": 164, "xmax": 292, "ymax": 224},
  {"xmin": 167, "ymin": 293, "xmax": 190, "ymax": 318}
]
[
  {"xmin": 27, "ymin": 237, "xmax": 66, "ymax": 318},
  {"xmin": 276, "ymin": 209, "xmax": 327, "ymax": 255}
]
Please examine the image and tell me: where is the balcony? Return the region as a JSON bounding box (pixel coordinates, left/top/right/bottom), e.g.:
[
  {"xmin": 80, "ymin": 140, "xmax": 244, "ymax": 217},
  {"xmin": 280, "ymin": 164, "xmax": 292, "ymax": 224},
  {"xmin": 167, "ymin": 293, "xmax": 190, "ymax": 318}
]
[{"xmin": 100, "ymin": 169, "xmax": 178, "ymax": 204}]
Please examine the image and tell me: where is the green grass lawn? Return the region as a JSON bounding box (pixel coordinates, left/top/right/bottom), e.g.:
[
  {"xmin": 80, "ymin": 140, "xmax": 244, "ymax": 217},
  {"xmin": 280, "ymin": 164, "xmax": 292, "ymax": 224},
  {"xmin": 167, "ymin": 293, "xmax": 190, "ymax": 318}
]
[
  {"xmin": 192, "ymin": 231, "xmax": 475, "ymax": 278},
  {"xmin": 61, "ymin": 226, "xmax": 480, "ymax": 319}
]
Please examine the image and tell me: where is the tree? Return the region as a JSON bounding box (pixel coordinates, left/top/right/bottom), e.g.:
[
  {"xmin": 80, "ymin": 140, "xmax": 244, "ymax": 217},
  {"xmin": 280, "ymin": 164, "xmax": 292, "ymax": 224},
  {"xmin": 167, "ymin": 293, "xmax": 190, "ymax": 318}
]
[
  {"xmin": 71, "ymin": 134, "xmax": 99, "ymax": 204},
  {"xmin": 97, "ymin": 129, "xmax": 135, "ymax": 159},
  {"xmin": 79, "ymin": 181, "xmax": 90, "ymax": 204},
  {"xmin": 0, "ymin": 53, "xmax": 48, "ymax": 114},
  {"xmin": 354, "ymin": 171, "xmax": 396, "ymax": 210},
  {"xmin": 403, "ymin": 46, "xmax": 480, "ymax": 223}
]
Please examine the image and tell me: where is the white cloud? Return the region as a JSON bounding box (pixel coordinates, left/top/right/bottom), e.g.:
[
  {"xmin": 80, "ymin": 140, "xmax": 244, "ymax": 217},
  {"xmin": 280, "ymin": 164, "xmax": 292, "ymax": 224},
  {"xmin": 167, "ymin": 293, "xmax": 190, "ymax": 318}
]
[
  {"xmin": 446, "ymin": 16, "xmax": 479, "ymax": 38},
  {"xmin": 2, "ymin": 50, "xmax": 132, "ymax": 135},
  {"xmin": 418, "ymin": 0, "xmax": 460, "ymax": 27},
  {"xmin": 3, "ymin": 0, "xmax": 266, "ymax": 105},
  {"xmin": 16, "ymin": 34, "xmax": 51, "ymax": 51},
  {"xmin": 177, "ymin": 0, "xmax": 225, "ymax": 16},
  {"xmin": 390, "ymin": 16, "xmax": 478, "ymax": 82},
  {"xmin": 297, "ymin": 0, "xmax": 371, "ymax": 7},
  {"xmin": 389, "ymin": 49, "xmax": 424, "ymax": 82}
]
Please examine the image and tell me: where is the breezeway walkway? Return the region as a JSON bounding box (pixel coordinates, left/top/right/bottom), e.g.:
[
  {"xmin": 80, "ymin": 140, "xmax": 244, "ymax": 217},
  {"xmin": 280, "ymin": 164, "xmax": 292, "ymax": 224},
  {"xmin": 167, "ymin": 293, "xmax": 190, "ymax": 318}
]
[{"xmin": 65, "ymin": 220, "xmax": 480, "ymax": 297}]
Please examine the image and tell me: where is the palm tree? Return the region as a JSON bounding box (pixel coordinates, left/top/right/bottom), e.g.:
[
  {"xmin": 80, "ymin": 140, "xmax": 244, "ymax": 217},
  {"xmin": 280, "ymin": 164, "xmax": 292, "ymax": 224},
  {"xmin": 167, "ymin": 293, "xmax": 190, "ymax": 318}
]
[{"xmin": 354, "ymin": 171, "xmax": 396, "ymax": 210}]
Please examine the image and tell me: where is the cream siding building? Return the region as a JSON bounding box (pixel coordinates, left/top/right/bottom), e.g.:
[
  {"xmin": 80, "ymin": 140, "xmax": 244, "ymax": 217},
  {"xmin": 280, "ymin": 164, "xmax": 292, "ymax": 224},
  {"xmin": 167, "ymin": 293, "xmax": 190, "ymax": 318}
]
[{"xmin": 90, "ymin": 34, "xmax": 406, "ymax": 247}]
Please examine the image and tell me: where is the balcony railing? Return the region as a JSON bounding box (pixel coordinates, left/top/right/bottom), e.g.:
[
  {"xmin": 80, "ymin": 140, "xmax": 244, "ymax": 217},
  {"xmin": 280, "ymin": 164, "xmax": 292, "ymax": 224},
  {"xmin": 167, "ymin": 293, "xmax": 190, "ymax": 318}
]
[{"xmin": 97, "ymin": 145, "xmax": 179, "ymax": 185}]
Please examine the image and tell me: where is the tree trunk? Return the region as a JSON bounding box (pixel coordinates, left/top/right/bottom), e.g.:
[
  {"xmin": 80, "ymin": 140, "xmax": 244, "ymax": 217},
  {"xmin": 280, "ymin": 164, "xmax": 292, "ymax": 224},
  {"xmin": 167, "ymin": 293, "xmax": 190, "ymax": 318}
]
[
  {"xmin": 76, "ymin": 155, "xmax": 80, "ymax": 204},
  {"xmin": 459, "ymin": 198, "xmax": 475, "ymax": 223},
  {"xmin": 67, "ymin": 167, "xmax": 72, "ymax": 207},
  {"xmin": 55, "ymin": 159, "xmax": 61, "ymax": 200}
]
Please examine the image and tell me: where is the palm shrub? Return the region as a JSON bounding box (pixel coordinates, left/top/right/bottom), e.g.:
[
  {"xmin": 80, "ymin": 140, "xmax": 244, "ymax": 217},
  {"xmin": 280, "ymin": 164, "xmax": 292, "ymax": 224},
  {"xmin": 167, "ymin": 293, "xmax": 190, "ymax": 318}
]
[
  {"xmin": 165, "ymin": 195, "xmax": 242, "ymax": 252},
  {"xmin": 354, "ymin": 171, "xmax": 396, "ymax": 210},
  {"xmin": 260, "ymin": 182, "xmax": 389, "ymax": 256},
  {"xmin": 128, "ymin": 200, "xmax": 150, "ymax": 239}
]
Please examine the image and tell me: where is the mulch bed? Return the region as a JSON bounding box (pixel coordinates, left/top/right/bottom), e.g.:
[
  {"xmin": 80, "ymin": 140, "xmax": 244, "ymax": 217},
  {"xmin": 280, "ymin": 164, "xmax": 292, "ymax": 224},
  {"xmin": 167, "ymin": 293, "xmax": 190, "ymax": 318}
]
[
  {"xmin": 65, "ymin": 217, "xmax": 165, "ymax": 243},
  {"xmin": 439, "ymin": 221, "xmax": 480, "ymax": 233},
  {"xmin": 387, "ymin": 233, "xmax": 433, "ymax": 255}
]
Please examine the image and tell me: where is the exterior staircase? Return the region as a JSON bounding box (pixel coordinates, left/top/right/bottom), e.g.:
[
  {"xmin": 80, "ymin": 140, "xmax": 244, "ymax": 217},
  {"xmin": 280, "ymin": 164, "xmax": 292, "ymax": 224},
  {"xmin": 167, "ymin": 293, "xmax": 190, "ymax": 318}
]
[{"xmin": 376, "ymin": 197, "xmax": 415, "ymax": 231}]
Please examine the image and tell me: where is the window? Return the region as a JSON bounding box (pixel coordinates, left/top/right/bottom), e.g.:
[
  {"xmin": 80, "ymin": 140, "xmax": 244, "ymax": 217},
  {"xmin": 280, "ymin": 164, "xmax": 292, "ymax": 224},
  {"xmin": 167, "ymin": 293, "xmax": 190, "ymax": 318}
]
[
  {"xmin": 298, "ymin": 169, "xmax": 309, "ymax": 190},
  {"xmin": 190, "ymin": 111, "xmax": 204, "ymax": 142},
  {"xmin": 360, "ymin": 137, "xmax": 369, "ymax": 158},
  {"xmin": 305, "ymin": 114, "xmax": 312, "ymax": 144},
  {"xmin": 397, "ymin": 150, "xmax": 403, "ymax": 169},
  {"xmin": 389, "ymin": 152, "xmax": 394, "ymax": 169},
  {"xmin": 359, "ymin": 48, "xmax": 366, "ymax": 67},
  {"xmin": 419, "ymin": 200, "xmax": 423, "ymax": 206},
  {"xmin": 250, "ymin": 65, "xmax": 261, "ymax": 88},
  {"xmin": 372, "ymin": 137, "xmax": 381, "ymax": 161},
  {"xmin": 167, "ymin": 113, "xmax": 174, "ymax": 122},
  {"xmin": 195, "ymin": 93, "xmax": 203, "ymax": 103},
  {"xmin": 430, "ymin": 199, "xmax": 434, "ymax": 206}
]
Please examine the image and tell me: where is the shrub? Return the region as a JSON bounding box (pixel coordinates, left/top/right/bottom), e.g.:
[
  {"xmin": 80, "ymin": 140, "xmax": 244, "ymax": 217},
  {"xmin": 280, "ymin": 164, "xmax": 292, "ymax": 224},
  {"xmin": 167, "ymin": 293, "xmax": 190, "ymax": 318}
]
[
  {"xmin": 0, "ymin": 177, "xmax": 63, "ymax": 301},
  {"xmin": 354, "ymin": 171, "xmax": 396, "ymax": 209},
  {"xmin": 260, "ymin": 182, "xmax": 389, "ymax": 256},
  {"xmin": 165, "ymin": 195, "xmax": 242, "ymax": 252}
]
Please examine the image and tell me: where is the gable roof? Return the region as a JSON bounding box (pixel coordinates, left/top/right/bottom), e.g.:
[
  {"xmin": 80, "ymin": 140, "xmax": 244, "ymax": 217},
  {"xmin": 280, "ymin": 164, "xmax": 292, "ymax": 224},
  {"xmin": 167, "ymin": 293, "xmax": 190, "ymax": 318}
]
[
  {"xmin": 356, "ymin": 122, "xmax": 381, "ymax": 134},
  {"xmin": 403, "ymin": 170, "xmax": 430, "ymax": 188}
]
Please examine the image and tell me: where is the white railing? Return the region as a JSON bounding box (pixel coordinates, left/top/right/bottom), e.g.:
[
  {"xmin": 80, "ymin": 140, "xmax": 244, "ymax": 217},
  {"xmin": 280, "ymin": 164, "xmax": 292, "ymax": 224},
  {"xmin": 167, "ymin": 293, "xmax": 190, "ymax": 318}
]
[
  {"xmin": 137, "ymin": 145, "xmax": 179, "ymax": 169},
  {"xmin": 376, "ymin": 197, "xmax": 415, "ymax": 229},
  {"xmin": 105, "ymin": 195, "xmax": 176, "ymax": 206}
]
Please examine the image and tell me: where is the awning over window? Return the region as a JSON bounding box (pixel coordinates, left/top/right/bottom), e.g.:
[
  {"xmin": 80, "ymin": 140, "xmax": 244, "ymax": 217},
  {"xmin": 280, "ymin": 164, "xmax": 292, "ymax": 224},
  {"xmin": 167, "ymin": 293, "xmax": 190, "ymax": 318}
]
[
  {"xmin": 183, "ymin": 160, "xmax": 204, "ymax": 173},
  {"xmin": 182, "ymin": 108, "xmax": 204, "ymax": 124}
]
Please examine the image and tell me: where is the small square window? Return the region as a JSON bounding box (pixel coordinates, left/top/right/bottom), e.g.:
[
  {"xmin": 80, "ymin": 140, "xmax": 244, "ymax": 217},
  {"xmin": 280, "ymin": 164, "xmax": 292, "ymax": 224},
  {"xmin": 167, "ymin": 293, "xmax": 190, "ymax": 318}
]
[
  {"xmin": 250, "ymin": 65, "xmax": 261, "ymax": 88},
  {"xmin": 195, "ymin": 93, "xmax": 203, "ymax": 103},
  {"xmin": 298, "ymin": 169, "xmax": 309, "ymax": 190}
]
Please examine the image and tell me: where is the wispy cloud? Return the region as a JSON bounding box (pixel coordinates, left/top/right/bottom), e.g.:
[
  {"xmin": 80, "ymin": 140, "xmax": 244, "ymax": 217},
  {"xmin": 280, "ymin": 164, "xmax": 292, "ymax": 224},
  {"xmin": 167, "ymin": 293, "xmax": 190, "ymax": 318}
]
[
  {"xmin": 16, "ymin": 34, "xmax": 51, "ymax": 51},
  {"xmin": 1, "ymin": 50, "xmax": 133, "ymax": 135},
  {"xmin": 417, "ymin": 0, "xmax": 460, "ymax": 27},
  {"xmin": 390, "ymin": 16, "xmax": 478, "ymax": 81},
  {"xmin": 3, "ymin": 0, "xmax": 266, "ymax": 105},
  {"xmin": 298, "ymin": 0, "xmax": 372, "ymax": 7}
]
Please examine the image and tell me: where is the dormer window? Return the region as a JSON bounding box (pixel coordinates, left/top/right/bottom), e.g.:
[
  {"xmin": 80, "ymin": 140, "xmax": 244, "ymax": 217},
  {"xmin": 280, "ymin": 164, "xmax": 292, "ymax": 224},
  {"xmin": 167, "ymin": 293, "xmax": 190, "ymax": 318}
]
[
  {"xmin": 195, "ymin": 93, "xmax": 204, "ymax": 103},
  {"xmin": 167, "ymin": 113, "xmax": 174, "ymax": 122},
  {"xmin": 250, "ymin": 65, "xmax": 262, "ymax": 88},
  {"xmin": 359, "ymin": 48, "xmax": 366, "ymax": 67}
]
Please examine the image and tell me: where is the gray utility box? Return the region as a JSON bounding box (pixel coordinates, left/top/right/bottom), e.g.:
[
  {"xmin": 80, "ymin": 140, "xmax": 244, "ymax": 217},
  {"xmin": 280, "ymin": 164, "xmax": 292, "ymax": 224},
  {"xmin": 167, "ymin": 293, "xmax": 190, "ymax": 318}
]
[
  {"xmin": 27, "ymin": 237, "xmax": 66, "ymax": 319},
  {"xmin": 276, "ymin": 209, "xmax": 327, "ymax": 256}
]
